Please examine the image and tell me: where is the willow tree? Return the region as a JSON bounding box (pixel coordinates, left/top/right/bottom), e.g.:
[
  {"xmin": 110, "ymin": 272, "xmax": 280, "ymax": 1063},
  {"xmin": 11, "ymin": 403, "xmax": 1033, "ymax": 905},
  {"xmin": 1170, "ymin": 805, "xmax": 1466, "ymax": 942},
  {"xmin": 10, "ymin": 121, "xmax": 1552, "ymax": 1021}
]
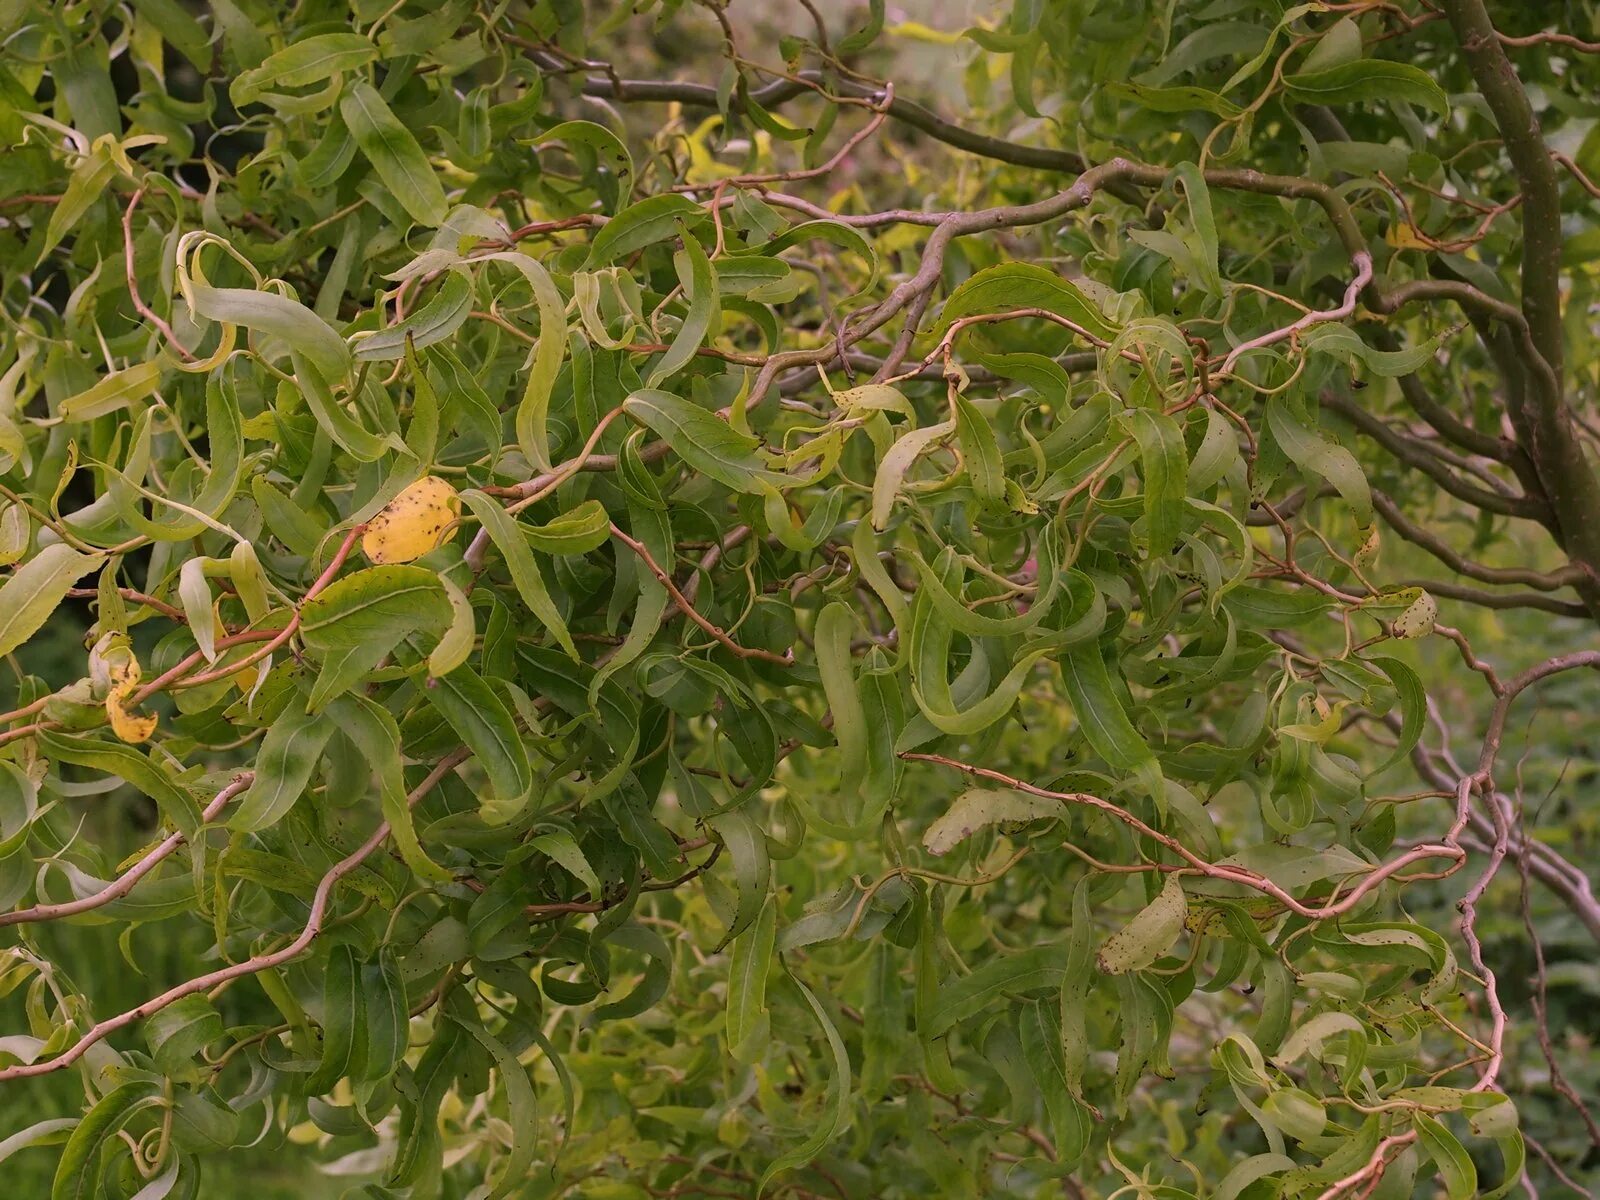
[{"xmin": 0, "ymin": 1, "xmax": 1596, "ymax": 1197}]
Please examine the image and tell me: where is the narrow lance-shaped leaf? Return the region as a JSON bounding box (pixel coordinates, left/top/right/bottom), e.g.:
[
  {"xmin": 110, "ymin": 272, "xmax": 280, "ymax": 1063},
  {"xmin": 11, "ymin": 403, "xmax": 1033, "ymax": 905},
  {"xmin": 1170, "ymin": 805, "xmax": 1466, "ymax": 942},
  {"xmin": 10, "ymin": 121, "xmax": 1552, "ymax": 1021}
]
[
  {"xmin": 646, "ymin": 223, "xmax": 719, "ymax": 387},
  {"xmin": 459, "ymin": 489, "xmax": 578, "ymax": 660},
  {"xmin": 1097, "ymin": 875, "xmax": 1186, "ymax": 974},
  {"xmin": 340, "ymin": 82, "xmax": 448, "ymax": 227},
  {"xmin": 0, "ymin": 545, "xmax": 99, "ymax": 659},
  {"xmin": 622, "ymin": 389, "xmax": 788, "ymax": 494},
  {"xmin": 756, "ymin": 968, "xmax": 852, "ymax": 1196},
  {"xmin": 725, "ymin": 890, "xmax": 776, "ymax": 1063}
]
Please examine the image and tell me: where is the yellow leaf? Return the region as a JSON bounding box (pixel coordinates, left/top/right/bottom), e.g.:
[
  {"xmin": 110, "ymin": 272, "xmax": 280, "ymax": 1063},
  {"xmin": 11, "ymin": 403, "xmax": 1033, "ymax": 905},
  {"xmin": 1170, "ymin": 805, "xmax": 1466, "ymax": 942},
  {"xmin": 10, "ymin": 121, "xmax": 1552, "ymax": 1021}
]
[
  {"xmin": 1385, "ymin": 222, "xmax": 1433, "ymax": 252},
  {"xmin": 99, "ymin": 636, "xmax": 157, "ymax": 743},
  {"xmin": 362, "ymin": 475, "xmax": 461, "ymax": 564},
  {"xmin": 682, "ymin": 114, "xmax": 739, "ymax": 186},
  {"xmin": 886, "ymin": 20, "xmax": 966, "ymax": 45}
]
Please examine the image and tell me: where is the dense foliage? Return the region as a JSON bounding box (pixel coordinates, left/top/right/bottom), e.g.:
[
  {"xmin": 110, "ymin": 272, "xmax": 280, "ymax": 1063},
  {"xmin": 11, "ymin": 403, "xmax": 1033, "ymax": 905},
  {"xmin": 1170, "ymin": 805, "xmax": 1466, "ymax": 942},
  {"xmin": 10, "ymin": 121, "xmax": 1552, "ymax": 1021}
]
[{"xmin": 1, "ymin": 0, "xmax": 1599, "ymax": 1196}]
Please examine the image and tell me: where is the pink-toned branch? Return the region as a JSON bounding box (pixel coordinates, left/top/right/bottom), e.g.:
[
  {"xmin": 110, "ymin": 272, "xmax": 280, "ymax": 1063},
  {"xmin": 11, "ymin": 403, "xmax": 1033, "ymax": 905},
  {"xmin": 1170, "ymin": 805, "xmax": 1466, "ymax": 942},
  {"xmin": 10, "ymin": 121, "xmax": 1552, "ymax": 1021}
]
[
  {"xmin": 0, "ymin": 750, "xmax": 468, "ymax": 1082},
  {"xmin": 0, "ymin": 774, "xmax": 253, "ymax": 929},
  {"xmin": 1217, "ymin": 252, "xmax": 1374, "ymax": 376}
]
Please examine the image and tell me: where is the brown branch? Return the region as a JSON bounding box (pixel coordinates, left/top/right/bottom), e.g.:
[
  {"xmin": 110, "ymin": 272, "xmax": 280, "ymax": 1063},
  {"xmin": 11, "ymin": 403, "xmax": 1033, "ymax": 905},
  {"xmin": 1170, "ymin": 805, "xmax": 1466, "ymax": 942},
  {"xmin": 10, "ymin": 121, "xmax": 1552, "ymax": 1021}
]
[
  {"xmin": 609, "ymin": 522, "xmax": 793, "ymax": 665},
  {"xmin": 1552, "ymin": 150, "xmax": 1600, "ymax": 199},
  {"xmin": 1392, "ymin": 370, "xmax": 1526, "ymax": 469},
  {"xmin": 124, "ymin": 187, "xmax": 196, "ymax": 363},
  {"xmin": 1321, "ymin": 391, "xmax": 1552, "ymax": 523},
  {"xmin": 1440, "ymin": 0, "xmax": 1600, "ymax": 622},
  {"xmin": 900, "ymin": 753, "xmax": 1467, "ymax": 923},
  {"xmin": 1497, "ymin": 29, "xmax": 1600, "ymax": 54},
  {"xmin": 0, "ymin": 774, "xmax": 253, "ymax": 928},
  {"xmin": 1369, "ymin": 490, "xmax": 1583, "ymax": 592},
  {"xmin": 1219, "ymin": 252, "xmax": 1372, "ymax": 375},
  {"xmin": 1514, "ymin": 782, "xmax": 1600, "ymax": 1148},
  {"xmin": 1403, "ymin": 578, "xmax": 1587, "ymax": 619},
  {"xmin": 0, "ymin": 749, "xmax": 470, "ymax": 1081},
  {"xmin": 524, "ymin": 51, "xmax": 1099, "ymax": 178},
  {"xmin": 66, "ymin": 586, "xmax": 187, "ymax": 623}
]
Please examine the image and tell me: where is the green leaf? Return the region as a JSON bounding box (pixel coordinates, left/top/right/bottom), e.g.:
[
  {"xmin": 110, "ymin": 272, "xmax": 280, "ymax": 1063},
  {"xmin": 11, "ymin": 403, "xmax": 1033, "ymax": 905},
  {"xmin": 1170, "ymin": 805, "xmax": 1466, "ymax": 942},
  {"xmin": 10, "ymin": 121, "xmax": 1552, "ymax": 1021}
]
[
  {"xmin": 1272, "ymin": 1010, "xmax": 1364, "ymax": 1065},
  {"xmin": 1020, "ymin": 999, "xmax": 1091, "ymax": 1166},
  {"xmin": 953, "ymin": 394, "xmax": 1004, "ymax": 505},
  {"xmin": 340, "ymin": 82, "xmax": 448, "ymax": 227},
  {"xmin": 756, "ymin": 968, "xmax": 851, "ymax": 1196},
  {"xmin": 460, "ymin": 490, "xmax": 579, "ymax": 660},
  {"xmin": 924, "ymin": 944, "xmax": 1067, "ymax": 1037},
  {"xmin": 0, "ymin": 545, "xmax": 99, "ymax": 658},
  {"xmin": 0, "ymin": 1119, "xmax": 77, "ymax": 1167},
  {"xmin": 1104, "ymin": 80, "xmax": 1242, "ymax": 118},
  {"xmin": 1061, "ymin": 642, "xmax": 1156, "ymax": 772},
  {"xmin": 586, "ymin": 194, "xmax": 708, "ymax": 266},
  {"xmin": 814, "ymin": 602, "xmax": 868, "ymax": 817},
  {"xmin": 1097, "ymin": 876, "xmax": 1185, "ymax": 974},
  {"xmin": 871, "ymin": 419, "xmax": 955, "ymax": 530},
  {"xmin": 465, "ymin": 250, "xmax": 568, "ymax": 471},
  {"xmin": 937, "ymin": 262, "xmax": 1117, "ymax": 341},
  {"xmin": 184, "ymin": 283, "xmax": 350, "ymax": 386},
  {"xmin": 299, "ymin": 565, "xmax": 451, "ymax": 710},
  {"xmin": 1369, "ymin": 655, "xmax": 1424, "ymax": 773},
  {"xmin": 1172, "ymin": 161, "xmax": 1222, "ymax": 297},
  {"xmin": 523, "ymin": 500, "xmax": 611, "ymax": 556},
  {"xmin": 232, "ymin": 33, "xmax": 379, "ymax": 107},
  {"xmin": 418, "ymin": 656, "xmax": 531, "ymax": 821},
  {"xmin": 1284, "ymin": 60, "xmax": 1449, "ymax": 116},
  {"xmin": 41, "ymin": 148, "xmax": 116, "ymax": 261},
  {"xmin": 1261, "ymin": 1088, "xmax": 1327, "ymax": 1142},
  {"xmin": 1118, "ymin": 407, "xmax": 1188, "ymax": 557},
  {"xmin": 1301, "ymin": 325, "xmax": 1451, "ymax": 377},
  {"xmin": 740, "ymin": 219, "xmax": 878, "ymax": 294},
  {"xmin": 144, "ymin": 995, "xmax": 222, "ymax": 1076},
  {"xmin": 360, "ymin": 950, "xmax": 409, "ymax": 1084},
  {"xmin": 538, "ymin": 119, "xmax": 634, "ymax": 193},
  {"xmin": 228, "ymin": 708, "xmax": 336, "ymax": 831},
  {"xmin": 1414, "ymin": 1113, "xmax": 1477, "ymax": 1200},
  {"xmin": 646, "ymin": 225, "xmax": 718, "ymax": 387},
  {"xmin": 922, "ymin": 787, "xmax": 1058, "ymax": 855},
  {"xmin": 58, "ymin": 362, "xmax": 162, "ymax": 423},
  {"xmin": 354, "ymin": 269, "xmax": 474, "ymax": 361},
  {"xmin": 1223, "ymin": 584, "xmax": 1335, "ymax": 629},
  {"xmin": 130, "ymin": 0, "xmax": 210, "ymax": 68},
  {"xmin": 622, "ymin": 389, "xmax": 787, "ymax": 494},
  {"xmin": 253, "ymin": 477, "xmax": 326, "ymax": 557},
  {"xmin": 331, "ymin": 692, "xmax": 451, "ymax": 883},
  {"xmin": 528, "ymin": 827, "xmax": 601, "ymax": 898},
  {"xmin": 725, "ymin": 890, "xmax": 776, "ymax": 1063},
  {"xmin": 1215, "ymin": 1153, "xmax": 1297, "ymax": 1200},
  {"xmin": 41, "ymin": 731, "xmax": 203, "ymax": 835},
  {"xmin": 51, "ymin": 1084, "xmax": 163, "ymax": 1200},
  {"xmin": 1266, "ymin": 401, "xmax": 1373, "ymax": 528},
  {"xmin": 592, "ymin": 921, "xmax": 672, "ymax": 1021},
  {"xmin": 428, "ymin": 572, "xmax": 475, "ymax": 677},
  {"xmin": 304, "ymin": 942, "xmax": 365, "ymax": 1094},
  {"xmin": 449, "ymin": 1018, "xmax": 539, "ymax": 1200}
]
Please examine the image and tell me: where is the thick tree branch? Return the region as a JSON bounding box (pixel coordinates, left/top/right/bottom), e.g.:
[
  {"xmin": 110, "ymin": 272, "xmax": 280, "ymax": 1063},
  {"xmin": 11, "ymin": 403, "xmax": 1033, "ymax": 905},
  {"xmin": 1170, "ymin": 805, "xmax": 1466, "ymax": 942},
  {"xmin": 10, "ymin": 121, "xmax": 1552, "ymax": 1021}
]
[
  {"xmin": 1441, "ymin": 0, "xmax": 1600, "ymax": 620},
  {"xmin": 1441, "ymin": 0, "xmax": 1565, "ymax": 378},
  {"xmin": 523, "ymin": 49, "xmax": 1100, "ymax": 178},
  {"xmin": 1322, "ymin": 391, "xmax": 1553, "ymax": 523},
  {"xmin": 1371, "ymin": 489, "xmax": 1585, "ymax": 594}
]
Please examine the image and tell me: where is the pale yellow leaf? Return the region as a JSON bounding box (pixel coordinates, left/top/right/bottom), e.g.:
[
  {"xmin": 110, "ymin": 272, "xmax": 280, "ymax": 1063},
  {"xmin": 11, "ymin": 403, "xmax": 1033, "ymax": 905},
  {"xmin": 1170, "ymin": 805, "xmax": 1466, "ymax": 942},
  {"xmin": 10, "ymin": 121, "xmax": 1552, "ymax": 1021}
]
[{"xmin": 361, "ymin": 475, "xmax": 461, "ymax": 564}]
